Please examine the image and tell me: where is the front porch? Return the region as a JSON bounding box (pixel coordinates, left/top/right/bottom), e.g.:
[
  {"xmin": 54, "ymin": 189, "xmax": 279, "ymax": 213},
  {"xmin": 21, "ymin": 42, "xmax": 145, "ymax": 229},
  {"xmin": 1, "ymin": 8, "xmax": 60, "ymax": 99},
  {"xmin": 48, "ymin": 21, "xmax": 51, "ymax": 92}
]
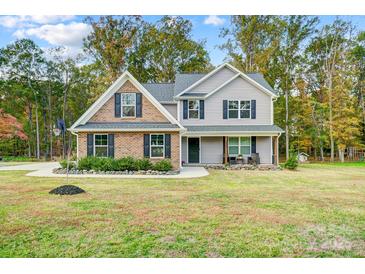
[{"xmin": 181, "ymin": 134, "xmax": 280, "ymax": 166}]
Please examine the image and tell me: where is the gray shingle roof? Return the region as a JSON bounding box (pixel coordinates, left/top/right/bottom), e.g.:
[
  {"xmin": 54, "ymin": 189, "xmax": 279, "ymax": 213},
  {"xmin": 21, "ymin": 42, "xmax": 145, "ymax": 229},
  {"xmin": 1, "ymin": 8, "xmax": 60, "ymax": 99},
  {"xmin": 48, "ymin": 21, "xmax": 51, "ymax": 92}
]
[
  {"xmin": 173, "ymin": 73, "xmax": 206, "ymax": 95},
  {"xmin": 142, "ymin": 83, "xmax": 175, "ymax": 102},
  {"xmin": 74, "ymin": 122, "xmax": 180, "ymax": 131},
  {"xmin": 141, "ymin": 70, "xmax": 277, "ymax": 103},
  {"xmin": 246, "ymin": 73, "xmax": 277, "ymax": 95},
  {"xmin": 185, "ymin": 125, "xmax": 284, "ymax": 133},
  {"xmin": 179, "ymin": 92, "xmax": 207, "ymax": 98}
]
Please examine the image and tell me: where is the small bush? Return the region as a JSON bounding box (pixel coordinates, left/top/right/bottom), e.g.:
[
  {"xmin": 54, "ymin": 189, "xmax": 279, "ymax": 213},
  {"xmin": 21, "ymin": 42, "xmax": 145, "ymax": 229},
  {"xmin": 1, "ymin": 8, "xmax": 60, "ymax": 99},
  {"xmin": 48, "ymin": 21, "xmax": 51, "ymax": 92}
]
[
  {"xmin": 115, "ymin": 156, "xmax": 136, "ymax": 171},
  {"xmin": 153, "ymin": 159, "xmax": 173, "ymax": 171},
  {"xmin": 99, "ymin": 157, "xmax": 115, "ymax": 171},
  {"xmin": 283, "ymin": 152, "xmax": 299, "ymax": 170},
  {"xmin": 135, "ymin": 158, "xmax": 153, "ymax": 170},
  {"xmin": 59, "ymin": 160, "xmax": 76, "ymax": 169},
  {"xmin": 77, "ymin": 157, "xmax": 98, "ymax": 170}
]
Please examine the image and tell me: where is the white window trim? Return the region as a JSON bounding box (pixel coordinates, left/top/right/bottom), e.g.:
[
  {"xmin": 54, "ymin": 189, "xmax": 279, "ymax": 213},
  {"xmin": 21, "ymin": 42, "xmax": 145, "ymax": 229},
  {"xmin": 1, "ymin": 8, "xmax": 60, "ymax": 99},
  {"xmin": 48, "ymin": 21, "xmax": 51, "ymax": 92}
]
[
  {"xmin": 121, "ymin": 92, "xmax": 136, "ymax": 118},
  {"xmin": 94, "ymin": 134, "xmax": 108, "ymax": 157},
  {"xmin": 228, "ymin": 136, "xmax": 251, "ymax": 156},
  {"xmin": 188, "ymin": 99, "xmax": 200, "ymax": 119},
  {"xmin": 228, "ymin": 100, "xmax": 251, "ymax": 119},
  {"xmin": 150, "ymin": 133, "xmax": 165, "ymax": 159}
]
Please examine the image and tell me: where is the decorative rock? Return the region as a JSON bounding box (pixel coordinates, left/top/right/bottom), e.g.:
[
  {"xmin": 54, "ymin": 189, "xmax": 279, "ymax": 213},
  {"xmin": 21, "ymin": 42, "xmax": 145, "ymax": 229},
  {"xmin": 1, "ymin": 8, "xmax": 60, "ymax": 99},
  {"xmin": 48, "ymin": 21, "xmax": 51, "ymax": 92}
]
[{"xmin": 52, "ymin": 168, "xmax": 180, "ymax": 176}]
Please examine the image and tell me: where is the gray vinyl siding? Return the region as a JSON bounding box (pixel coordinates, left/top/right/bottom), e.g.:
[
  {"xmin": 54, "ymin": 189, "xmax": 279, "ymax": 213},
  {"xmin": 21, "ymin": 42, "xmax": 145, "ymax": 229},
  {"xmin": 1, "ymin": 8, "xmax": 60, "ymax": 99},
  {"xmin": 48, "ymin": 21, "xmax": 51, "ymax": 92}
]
[
  {"xmin": 181, "ymin": 137, "xmax": 187, "ymax": 163},
  {"xmin": 162, "ymin": 104, "xmax": 177, "ymax": 119},
  {"xmin": 256, "ymin": 136, "xmax": 272, "ymax": 164},
  {"xmin": 180, "ymin": 76, "xmax": 272, "ymax": 126},
  {"xmin": 189, "ymin": 67, "xmax": 236, "ymax": 93},
  {"xmin": 201, "ymin": 137, "xmax": 223, "ymax": 164}
]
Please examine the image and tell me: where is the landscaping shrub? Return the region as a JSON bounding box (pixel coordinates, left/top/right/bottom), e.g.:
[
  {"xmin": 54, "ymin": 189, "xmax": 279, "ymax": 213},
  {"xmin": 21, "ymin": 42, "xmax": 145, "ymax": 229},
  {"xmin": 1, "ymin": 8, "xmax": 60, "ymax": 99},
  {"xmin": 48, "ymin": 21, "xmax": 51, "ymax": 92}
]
[
  {"xmin": 283, "ymin": 152, "xmax": 299, "ymax": 170},
  {"xmin": 59, "ymin": 160, "xmax": 76, "ymax": 169},
  {"xmin": 114, "ymin": 156, "xmax": 137, "ymax": 171},
  {"xmin": 153, "ymin": 159, "xmax": 173, "ymax": 171},
  {"xmin": 135, "ymin": 158, "xmax": 153, "ymax": 170},
  {"xmin": 99, "ymin": 157, "xmax": 115, "ymax": 171},
  {"xmin": 77, "ymin": 156, "xmax": 98, "ymax": 170},
  {"xmin": 75, "ymin": 156, "xmax": 173, "ymax": 172}
]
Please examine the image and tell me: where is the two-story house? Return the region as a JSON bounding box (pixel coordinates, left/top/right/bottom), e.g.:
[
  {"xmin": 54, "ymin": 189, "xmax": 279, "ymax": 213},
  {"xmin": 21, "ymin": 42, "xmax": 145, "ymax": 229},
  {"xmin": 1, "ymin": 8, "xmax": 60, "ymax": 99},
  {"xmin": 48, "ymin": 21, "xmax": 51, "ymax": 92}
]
[{"xmin": 70, "ymin": 63, "xmax": 283, "ymax": 170}]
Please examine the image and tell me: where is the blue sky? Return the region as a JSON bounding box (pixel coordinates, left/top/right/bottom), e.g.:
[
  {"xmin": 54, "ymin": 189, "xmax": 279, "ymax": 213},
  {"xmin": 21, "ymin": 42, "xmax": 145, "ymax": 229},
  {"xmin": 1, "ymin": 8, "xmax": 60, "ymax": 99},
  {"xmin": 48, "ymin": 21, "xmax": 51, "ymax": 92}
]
[{"xmin": 0, "ymin": 15, "xmax": 364, "ymax": 65}]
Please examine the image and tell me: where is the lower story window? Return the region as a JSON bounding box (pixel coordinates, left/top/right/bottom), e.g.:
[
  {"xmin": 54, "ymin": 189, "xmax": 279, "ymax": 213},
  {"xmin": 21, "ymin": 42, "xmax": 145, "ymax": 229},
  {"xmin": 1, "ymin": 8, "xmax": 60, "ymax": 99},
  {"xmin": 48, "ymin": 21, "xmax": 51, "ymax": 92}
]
[
  {"xmin": 150, "ymin": 134, "xmax": 164, "ymax": 158},
  {"xmin": 94, "ymin": 134, "xmax": 108, "ymax": 157},
  {"xmin": 228, "ymin": 136, "xmax": 251, "ymax": 156}
]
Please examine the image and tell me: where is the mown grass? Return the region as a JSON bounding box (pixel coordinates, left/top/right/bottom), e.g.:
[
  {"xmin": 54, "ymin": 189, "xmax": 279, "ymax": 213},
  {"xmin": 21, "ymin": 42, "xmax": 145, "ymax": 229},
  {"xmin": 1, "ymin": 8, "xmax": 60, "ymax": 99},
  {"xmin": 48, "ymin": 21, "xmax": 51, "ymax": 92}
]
[{"xmin": 0, "ymin": 164, "xmax": 365, "ymax": 258}]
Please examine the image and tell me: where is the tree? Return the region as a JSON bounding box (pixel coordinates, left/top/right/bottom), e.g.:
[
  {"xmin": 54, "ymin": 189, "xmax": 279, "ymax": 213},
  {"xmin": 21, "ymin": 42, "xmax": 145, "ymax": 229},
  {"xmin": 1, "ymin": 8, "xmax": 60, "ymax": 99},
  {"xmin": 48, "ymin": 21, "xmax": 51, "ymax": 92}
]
[
  {"xmin": 0, "ymin": 39, "xmax": 45, "ymax": 159},
  {"xmin": 220, "ymin": 16, "xmax": 284, "ymax": 73},
  {"xmin": 272, "ymin": 16, "xmax": 318, "ymax": 160},
  {"xmin": 0, "ymin": 109, "xmax": 27, "ymax": 140},
  {"xmin": 128, "ymin": 16, "xmax": 211, "ymax": 83},
  {"xmin": 332, "ymin": 74, "xmax": 361, "ymax": 162},
  {"xmin": 83, "ymin": 16, "xmax": 142, "ymax": 81},
  {"xmin": 351, "ymin": 31, "xmax": 365, "ymax": 144}
]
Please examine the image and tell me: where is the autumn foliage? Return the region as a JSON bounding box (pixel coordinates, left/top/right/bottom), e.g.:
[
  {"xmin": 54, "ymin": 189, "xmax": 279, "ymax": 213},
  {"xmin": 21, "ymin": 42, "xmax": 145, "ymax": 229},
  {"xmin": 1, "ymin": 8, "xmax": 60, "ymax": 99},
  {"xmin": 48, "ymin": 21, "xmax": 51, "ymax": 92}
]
[{"xmin": 0, "ymin": 109, "xmax": 27, "ymax": 140}]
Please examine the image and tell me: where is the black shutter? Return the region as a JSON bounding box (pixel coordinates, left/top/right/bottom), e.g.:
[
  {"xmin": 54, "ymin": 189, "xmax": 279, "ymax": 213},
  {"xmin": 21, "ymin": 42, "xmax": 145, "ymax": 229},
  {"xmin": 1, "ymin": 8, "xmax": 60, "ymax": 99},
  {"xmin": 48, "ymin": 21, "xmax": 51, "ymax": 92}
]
[
  {"xmin": 143, "ymin": 134, "xmax": 150, "ymax": 158},
  {"xmin": 251, "ymin": 136, "xmax": 256, "ymax": 154},
  {"xmin": 183, "ymin": 100, "xmax": 188, "ymax": 119},
  {"xmin": 136, "ymin": 93, "xmax": 142, "ymax": 117},
  {"xmin": 165, "ymin": 134, "xmax": 171, "ymax": 158},
  {"xmin": 87, "ymin": 134, "xmax": 93, "ymax": 156},
  {"xmin": 199, "ymin": 100, "xmax": 204, "ymax": 119},
  {"xmin": 115, "ymin": 93, "xmax": 121, "ymax": 117},
  {"xmin": 223, "ymin": 100, "xmax": 228, "ymax": 119},
  {"xmin": 251, "ymin": 100, "xmax": 256, "ymax": 119},
  {"xmin": 108, "ymin": 134, "xmax": 114, "ymax": 158}
]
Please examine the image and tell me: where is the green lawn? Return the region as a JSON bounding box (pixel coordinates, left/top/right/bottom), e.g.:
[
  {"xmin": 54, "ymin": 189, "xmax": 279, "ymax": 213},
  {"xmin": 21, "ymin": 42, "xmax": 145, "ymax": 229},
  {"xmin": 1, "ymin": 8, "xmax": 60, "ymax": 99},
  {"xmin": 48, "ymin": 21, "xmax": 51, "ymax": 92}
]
[{"xmin": 0, "ymin": 163, "xmax": 365, "ymax": 257}]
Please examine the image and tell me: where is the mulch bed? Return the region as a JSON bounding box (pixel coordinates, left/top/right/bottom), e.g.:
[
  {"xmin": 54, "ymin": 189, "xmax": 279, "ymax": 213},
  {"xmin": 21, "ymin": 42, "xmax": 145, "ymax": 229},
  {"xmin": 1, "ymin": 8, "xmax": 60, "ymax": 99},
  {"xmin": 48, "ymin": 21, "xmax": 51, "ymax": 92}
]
[{"xmin": 49, "ymin": 185, "xmax": 86, "ymax": 195}]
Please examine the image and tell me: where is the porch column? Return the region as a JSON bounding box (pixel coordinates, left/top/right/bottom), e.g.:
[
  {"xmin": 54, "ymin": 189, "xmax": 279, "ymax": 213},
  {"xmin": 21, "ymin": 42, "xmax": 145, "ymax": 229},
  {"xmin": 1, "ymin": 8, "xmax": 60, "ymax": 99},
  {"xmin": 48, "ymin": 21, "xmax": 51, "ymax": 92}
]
[
  {"xmin": 224, "ymin": 136, "xmax": 228, "ymax": 164},
  {"xmin": 273, "ymin": 135, "xmax": 279, "ymax": 165}
]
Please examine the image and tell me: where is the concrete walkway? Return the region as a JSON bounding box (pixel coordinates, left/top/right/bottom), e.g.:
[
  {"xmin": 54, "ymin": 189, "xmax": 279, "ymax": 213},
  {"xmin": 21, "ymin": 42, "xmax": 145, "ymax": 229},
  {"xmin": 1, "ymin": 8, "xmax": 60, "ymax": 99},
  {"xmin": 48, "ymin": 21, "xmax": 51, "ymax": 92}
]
[{"xmin": 0, "ymin": 162, "xmax": 209, "ymax": 179}]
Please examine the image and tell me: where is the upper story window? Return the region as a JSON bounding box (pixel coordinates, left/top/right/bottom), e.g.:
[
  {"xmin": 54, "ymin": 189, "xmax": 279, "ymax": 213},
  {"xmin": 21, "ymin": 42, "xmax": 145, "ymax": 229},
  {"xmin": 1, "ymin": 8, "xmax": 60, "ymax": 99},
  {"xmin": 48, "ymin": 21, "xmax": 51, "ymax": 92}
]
[
  {"xmin": 228, "ymin": 100, "xmax": 250, "ymax": 119},
  {"xmin": 150, "ymin": 134, "xmax": 164, "ymax": 158},
  {"xmin": 94, "ymin": 134, "xmax": 108, "ymax": 157},
  {"xmin": 188, "ymin": 100, "xmax": 199, "ymax": 119},
  {"xmin": 121, "ymin": 93, "xmax": 136, "ymax": 117}
]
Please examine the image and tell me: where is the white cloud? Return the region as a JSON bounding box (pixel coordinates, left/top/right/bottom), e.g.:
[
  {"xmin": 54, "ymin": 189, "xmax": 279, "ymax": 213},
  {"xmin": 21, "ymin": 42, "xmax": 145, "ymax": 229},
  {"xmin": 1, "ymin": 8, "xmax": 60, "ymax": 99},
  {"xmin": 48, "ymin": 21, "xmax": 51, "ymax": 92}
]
[
  {"xmin": 0, "ymin": 16, "xmax": 20, "ymax": 28},
  {"xmin": 0, "ymin": 15, "xmax": 75, "ymax": 28},
  {"xmin": 203, "ymin": 15, "xmax": 225, "ymax": 26},
  {"xmin": 13, "ymin": 22, "xmax": 92, "ymax": 47}
]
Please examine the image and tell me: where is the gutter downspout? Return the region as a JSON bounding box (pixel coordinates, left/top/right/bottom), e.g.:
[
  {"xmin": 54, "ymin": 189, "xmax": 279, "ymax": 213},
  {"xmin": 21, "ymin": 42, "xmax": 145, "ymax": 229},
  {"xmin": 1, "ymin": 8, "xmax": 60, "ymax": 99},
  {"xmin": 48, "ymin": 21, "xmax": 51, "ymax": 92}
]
[{"xmin": 70, "ymin": 130, "xmax": 79, "ymax": 160}]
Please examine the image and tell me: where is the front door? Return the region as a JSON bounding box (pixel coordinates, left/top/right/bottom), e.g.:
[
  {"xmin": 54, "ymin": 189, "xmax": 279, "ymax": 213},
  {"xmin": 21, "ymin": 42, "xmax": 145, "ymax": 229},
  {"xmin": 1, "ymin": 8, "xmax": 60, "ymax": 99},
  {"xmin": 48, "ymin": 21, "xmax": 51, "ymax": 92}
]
[{"xmin": 188, "ymin": 138, "xmax": 200, "ymax": 163}]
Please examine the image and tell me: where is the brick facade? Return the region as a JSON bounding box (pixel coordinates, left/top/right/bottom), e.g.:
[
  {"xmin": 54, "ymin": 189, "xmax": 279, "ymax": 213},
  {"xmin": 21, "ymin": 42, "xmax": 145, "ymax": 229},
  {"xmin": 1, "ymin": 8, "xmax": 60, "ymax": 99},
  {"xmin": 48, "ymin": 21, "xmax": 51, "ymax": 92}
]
[
  {"xmin": 77, "ymin": 132, "xmax": 180, "ymax": 170},
  {"xmin": 90, "ymin": 80, "xmax": 169, "ymax": 123}
]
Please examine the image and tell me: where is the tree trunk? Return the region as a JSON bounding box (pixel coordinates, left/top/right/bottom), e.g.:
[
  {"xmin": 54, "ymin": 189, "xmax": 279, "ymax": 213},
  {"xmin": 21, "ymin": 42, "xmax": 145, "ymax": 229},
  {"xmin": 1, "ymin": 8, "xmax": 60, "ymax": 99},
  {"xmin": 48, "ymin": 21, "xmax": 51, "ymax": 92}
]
[
  {"xmin": 35, "ymin": 101, "xmax": 40, "ymax": 159},
  {"xmin": 285, "ymin": 89, "xmax": 289, "ymax": 160},
  {"xmin": 48, "ymin": 84, "xmax": 53, "ymax": 160},
  {"xmin": 328, "ymin": 77, "xmax": 334, "ymax": 162},
  {"xmin": 27, "ymin": 103, "xmax": 33, "ymax": 157},
  {"xmin": 319, "ymin": 141, "xmax": 324, "ymax": 161},
  {"xmin": 42, "ymin": 105, "xmax": 48, "ymax": 160},
  {"xmin": 338, "ymin": 148, "xmax": 345, "ymax": 163}
]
